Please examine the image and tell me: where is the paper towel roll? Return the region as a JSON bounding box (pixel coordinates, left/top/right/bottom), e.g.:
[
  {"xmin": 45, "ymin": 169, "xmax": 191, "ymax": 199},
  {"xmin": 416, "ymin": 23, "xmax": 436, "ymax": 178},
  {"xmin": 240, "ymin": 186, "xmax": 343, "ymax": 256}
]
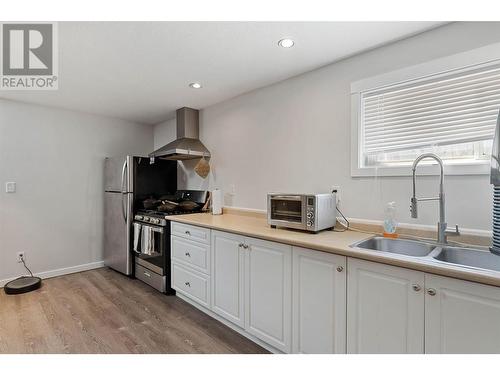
[{"xmin": 212, "ymin": 189, "xmax": 222, "ymax": 215}]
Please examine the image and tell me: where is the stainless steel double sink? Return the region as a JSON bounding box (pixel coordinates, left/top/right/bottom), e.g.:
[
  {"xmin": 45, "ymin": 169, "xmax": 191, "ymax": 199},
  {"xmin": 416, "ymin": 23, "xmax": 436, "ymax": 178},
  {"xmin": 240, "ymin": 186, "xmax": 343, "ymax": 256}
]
[{"xmin": 350, "ymin": 236, "xmax": 500, "ymax": 273}]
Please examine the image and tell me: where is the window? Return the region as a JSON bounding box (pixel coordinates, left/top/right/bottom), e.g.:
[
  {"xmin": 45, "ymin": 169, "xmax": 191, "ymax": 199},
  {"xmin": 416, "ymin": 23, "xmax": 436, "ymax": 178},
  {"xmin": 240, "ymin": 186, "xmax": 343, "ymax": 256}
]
[{"xmin": 351, "ymin": 43, "xmax": 500, "ymax": 176}]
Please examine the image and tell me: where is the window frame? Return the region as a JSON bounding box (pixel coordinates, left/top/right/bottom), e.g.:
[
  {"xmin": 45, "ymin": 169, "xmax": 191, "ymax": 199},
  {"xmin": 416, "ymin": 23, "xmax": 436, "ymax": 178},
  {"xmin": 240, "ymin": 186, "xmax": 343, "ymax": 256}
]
[{"xmin": 351, "ymin": 42, "xmax": 500, "ymax": 177}]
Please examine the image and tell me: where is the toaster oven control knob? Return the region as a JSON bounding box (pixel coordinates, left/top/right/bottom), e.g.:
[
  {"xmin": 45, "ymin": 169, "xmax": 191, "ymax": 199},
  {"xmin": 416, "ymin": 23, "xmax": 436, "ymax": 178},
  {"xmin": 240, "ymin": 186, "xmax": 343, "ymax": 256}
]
[
  {"xmin": 307, "ymin": 212, "xmax": 313, "ymax": 219},
  {"xmin": 307, "ymin": 220, "xmax": 313, "ymax": 227}
]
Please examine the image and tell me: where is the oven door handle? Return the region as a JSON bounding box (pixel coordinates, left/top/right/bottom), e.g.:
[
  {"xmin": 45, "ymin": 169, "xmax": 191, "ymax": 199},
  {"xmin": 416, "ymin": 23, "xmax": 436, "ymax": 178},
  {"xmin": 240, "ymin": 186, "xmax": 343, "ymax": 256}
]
[
  {"xmin": 270, "ymin": 195, "xmax": 303, "ymax": 201},
  {"xmin": 140, "ymin": 224, "xmax": 164, "ymax": 234}
]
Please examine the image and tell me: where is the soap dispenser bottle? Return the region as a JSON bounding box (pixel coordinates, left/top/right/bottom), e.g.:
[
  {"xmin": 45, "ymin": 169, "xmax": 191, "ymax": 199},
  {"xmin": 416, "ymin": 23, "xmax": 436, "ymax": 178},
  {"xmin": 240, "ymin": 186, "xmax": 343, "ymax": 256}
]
[{"xmin": 383, "ymin": 201, "xmax": 398, "ymax": 238}]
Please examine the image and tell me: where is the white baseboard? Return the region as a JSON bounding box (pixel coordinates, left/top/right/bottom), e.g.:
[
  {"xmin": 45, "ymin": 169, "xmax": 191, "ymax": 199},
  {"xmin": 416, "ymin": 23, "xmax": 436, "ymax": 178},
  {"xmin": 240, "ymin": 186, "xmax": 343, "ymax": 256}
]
[{"xmin": 0, "ymin": 261, "xmax": 105, "ymax": 288}]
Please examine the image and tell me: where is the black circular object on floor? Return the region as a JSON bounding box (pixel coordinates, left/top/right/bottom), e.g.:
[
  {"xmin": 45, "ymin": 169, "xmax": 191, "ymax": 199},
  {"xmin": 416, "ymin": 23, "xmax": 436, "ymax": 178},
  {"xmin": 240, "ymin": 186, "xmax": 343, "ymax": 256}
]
[{"xmin": 4, "ymin": 276, "xmax": 42, "ymax": 295}]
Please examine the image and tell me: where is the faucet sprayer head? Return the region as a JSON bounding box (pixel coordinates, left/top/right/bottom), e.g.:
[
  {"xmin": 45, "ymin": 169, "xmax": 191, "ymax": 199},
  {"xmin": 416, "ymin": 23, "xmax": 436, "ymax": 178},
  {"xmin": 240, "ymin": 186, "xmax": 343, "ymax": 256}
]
[{"xmin": 410, "ymin": 197, "xmax": 418, "ymax": 219}]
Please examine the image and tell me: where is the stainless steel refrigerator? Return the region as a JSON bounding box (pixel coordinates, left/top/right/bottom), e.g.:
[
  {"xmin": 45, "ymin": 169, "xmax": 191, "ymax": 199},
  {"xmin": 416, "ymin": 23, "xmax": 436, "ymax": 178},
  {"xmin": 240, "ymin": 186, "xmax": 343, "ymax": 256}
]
[{"xmin": 104, "ymin": 155, "xmax": 177, "ymax": 275}]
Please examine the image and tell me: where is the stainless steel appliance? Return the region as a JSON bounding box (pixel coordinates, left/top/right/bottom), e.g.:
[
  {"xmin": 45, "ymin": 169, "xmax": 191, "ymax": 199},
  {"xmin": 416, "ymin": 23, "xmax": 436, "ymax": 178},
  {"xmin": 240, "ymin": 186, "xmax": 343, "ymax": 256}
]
[
  {"xmin": 149, "ymin": 107, "xmax": 211, "ymax": 161},
  {"xmin": 133, "ymin": 190, "xmax": 209, "ymax": 293},
  {"xmin": 267, "ymin": 193, "xmax": 336, "ymax": 232},
  {"xmin": 104, "ymin": 155, "xmax": 177, "ymax": 275}
]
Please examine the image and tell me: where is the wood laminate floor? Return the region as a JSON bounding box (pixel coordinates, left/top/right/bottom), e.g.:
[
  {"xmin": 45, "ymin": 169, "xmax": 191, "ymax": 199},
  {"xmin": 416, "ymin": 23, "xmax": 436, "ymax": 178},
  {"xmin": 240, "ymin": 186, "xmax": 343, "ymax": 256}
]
[{"xmin": 0, "ymin": 268, "xmax": 268, "ymax": 354}]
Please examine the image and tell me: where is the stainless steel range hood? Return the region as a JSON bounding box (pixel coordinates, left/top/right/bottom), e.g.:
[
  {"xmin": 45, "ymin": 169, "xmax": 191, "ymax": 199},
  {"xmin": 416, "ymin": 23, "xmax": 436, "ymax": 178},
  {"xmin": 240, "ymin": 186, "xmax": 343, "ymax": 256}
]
[{"xmin": 149, "ymin": 107, "xmax": 211, "ymax": 161}]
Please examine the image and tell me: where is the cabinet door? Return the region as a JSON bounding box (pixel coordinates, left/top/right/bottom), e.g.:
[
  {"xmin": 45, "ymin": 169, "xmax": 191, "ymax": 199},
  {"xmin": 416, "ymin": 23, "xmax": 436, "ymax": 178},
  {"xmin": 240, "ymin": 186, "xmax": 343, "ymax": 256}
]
[
  {"xmin": 211, "ymin": 230, "xmax": 246, "ymax": 328},
  {"xmin": 245, "ymin": 237, "xmax": 292, "ymax": 353},
  {"xmin": 347, "ymin": 258, "xmax": 425, "ymax": 353},
  {"xmin": 425, "ymin": 274, "xmax": 500, "ymax": 353},
  {"xmin": 292, "ymin": 247, "xmax": 346, "ymax": 353}
]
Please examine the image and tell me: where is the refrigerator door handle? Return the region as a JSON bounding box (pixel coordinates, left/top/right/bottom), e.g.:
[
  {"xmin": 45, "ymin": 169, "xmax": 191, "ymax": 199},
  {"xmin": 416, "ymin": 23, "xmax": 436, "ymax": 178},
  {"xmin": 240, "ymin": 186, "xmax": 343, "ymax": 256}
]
[
  {"xmin": 121, "ymin": 159, "xmax": 127, "ymax": 193},
  {"xmin": 121, "ymin": 159, "xmax": 128, "ymax": 223},
  {"xmin": 121, "ymin": 193, "xmax": 127, "ymax": 223}
]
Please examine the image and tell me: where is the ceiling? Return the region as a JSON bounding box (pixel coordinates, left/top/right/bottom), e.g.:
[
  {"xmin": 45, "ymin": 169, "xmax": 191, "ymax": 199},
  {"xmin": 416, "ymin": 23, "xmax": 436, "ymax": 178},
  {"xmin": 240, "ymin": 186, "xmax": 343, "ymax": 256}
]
[{"xmin": 0, "ymin": 22, "xmax": 445, "ymax": 124}]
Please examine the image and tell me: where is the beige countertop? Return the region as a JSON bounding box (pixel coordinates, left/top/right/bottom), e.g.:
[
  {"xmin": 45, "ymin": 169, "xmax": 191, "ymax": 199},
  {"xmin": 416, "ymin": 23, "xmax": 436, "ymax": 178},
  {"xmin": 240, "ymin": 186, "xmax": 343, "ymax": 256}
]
[{"xmin": 169, "ymin": 212, "xmax": 500, "ymax": 288}]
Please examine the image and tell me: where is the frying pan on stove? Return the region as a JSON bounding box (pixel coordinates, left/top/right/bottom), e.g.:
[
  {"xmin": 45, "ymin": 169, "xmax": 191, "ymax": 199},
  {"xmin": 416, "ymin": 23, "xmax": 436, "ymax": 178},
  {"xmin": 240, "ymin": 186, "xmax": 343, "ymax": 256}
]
[
  {"xmin": 157, "ymin": 200, "xmax": 179, "ymax": 212},
  {"xmin": 142, "ymin": 198, "xmax": 161, "ymax": 210},
  {"xmin": 178, "ymin": 200, "xmax": 200, "ymax": 211},
  {"xmin": 159, "ymin": 194, "xmax": 177, "ymax": 202}
]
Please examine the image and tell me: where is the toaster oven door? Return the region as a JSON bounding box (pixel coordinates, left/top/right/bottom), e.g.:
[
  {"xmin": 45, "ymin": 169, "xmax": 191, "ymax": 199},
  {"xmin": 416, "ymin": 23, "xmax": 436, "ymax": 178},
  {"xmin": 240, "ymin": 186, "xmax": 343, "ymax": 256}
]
[{"xmin": 268, "ymin": 195, "xmax": 306, "ymax": 230}]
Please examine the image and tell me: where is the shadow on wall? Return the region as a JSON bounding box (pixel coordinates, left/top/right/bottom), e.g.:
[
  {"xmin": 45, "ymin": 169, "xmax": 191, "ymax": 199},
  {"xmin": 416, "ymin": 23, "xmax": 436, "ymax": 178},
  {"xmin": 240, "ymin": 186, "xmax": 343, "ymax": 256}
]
[
  {"xmin": 178, "ymin": 159, "xmax": 236, "ymax": 206},
  {"xmin": 178, "ymin": 159, "xmax": 213, "ymax": 191}
]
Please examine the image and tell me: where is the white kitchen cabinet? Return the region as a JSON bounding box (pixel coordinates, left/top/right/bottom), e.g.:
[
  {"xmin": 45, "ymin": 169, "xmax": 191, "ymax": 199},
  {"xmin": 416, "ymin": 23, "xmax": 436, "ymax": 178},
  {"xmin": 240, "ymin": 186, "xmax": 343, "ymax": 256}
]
[
  {"xmin": 172, "ymin": 236, "xmax": 210, "ymax": 275},
  {"xmin": 211, "ymin": 230, "xmax": 246, "ymax": 328},
  {"xmin": 172, "ymin": 262, "xmax": 210, "ymax": 308},
  {"xmin": 347, "ymin": 258, "xmax": 425, "ymax": 354},
  {"xmin": 425, "ymin": 274, "xmax": 500, "ymax": 353},
  {"xmin": 245, "ymin": 237, "xmax": 292, "ymax": 353},
  {"xmin": 292, "ymin": 247, "xmax": 346, "ymax": 353},
  {"xmin": 171, "ymin": 222, "xmax": 500, "ymax": 354}
]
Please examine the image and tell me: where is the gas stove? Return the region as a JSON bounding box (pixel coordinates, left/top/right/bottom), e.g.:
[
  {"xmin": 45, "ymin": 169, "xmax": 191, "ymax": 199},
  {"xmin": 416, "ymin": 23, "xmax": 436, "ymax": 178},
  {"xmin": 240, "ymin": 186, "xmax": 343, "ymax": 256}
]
[
  {"xmin": 132, "ymin": 190, "xmax": 209, "ymax": 294},
  {"xmin": 135, "ymin": 190, "xmax": 209, "ymax": 226},
  {"xmin": 134, "ymin": 209, "xmax": 204, "ymax": 226}
]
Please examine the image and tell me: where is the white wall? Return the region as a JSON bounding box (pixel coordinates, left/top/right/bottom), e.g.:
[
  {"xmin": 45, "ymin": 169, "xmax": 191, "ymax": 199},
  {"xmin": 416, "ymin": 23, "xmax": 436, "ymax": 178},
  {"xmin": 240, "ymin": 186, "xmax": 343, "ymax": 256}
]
[
  {"xmin": 154, "ymin": 22, "xmax": 500, "ymax": 232},
  {"xmin": 153, "ymin": 118, "xmax": 176, "ymax": 150},
  {"xmin": 0, "ymin": 100, "xmax": 153, "ymax": 283}
]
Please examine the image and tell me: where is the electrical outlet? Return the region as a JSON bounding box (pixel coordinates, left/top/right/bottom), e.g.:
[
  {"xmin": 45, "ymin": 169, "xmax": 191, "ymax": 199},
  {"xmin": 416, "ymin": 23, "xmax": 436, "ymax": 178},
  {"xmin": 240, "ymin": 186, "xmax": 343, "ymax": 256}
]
[
  {"xmin": 17, "ymin": 252, "xmax": 25, "ymax": 263},
  {"xmin": 332, "ymin": 185, "xmax": 341, "ymax": 205}
]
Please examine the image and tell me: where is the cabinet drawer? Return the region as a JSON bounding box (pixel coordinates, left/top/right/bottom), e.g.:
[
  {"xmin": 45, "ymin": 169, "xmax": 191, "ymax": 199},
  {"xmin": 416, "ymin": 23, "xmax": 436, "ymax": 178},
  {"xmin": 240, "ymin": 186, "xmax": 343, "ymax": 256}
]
[
  {"xmin": 171, "ymin": 222, "xmax": 210, "ymax": 244},
  {"xmin": 135, "ymin": 262, "xmax": 166, "ymax": 293},
  {"xmin": 172, "ymin": 262, "xmax": 210, "ymax": 307},
  {"xmin": 172, "ymin": 236, "xmax": 210, "ymax": 274}
]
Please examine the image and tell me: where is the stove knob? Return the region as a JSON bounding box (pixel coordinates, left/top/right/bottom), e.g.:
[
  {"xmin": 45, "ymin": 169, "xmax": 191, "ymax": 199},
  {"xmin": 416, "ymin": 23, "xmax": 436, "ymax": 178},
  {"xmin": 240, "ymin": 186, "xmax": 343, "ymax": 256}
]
[
  {"xmin": 153, "ymin": 219, "xmax": 159, "ymax": 224},
  {"xmin": 143, "ymin": 217, "xmax": 150, "ymax": 222},
  {"xmin": 135, "ymin": 215, "xmax": 143, "ymax": 220}
]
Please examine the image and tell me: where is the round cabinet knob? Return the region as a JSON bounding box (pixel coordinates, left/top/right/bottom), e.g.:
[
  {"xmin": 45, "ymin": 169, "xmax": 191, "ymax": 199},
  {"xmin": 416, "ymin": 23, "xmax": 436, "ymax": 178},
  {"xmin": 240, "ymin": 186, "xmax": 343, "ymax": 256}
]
[
  {"xmin": 185, "ymin": 252, "xmax": 191, "ymax": 257},
  {"xmin": 427, "ymin": 288, "xmax": 437, "ymax": 296},
  {"xmin": 185, "ymin": 230, "xmax": 191, "ymax": 235},
  {"xmin": 185, "ymin": 282, "xmax": 191, "ymax": 287},
  {"xmin": 412, "ymin": 284, "xmax": 421, "ymax": 292},
  {"xmin": 336, "ymin": 266, "xmax": 344, "ymax": 272}
]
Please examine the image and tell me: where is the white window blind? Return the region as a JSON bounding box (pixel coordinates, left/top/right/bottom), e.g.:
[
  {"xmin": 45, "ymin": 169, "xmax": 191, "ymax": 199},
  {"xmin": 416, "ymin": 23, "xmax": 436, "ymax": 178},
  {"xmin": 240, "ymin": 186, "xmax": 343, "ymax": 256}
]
[{"xmin": 361, "ymin": 65, "xmax": 500, "ymax": 155}]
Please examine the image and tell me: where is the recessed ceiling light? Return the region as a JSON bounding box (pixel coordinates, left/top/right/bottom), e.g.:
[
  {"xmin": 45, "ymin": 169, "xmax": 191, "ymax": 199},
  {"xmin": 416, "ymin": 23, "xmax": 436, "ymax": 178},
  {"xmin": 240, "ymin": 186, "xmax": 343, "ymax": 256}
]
[
  {"xmin": 278, "ymin": 38, "xmax": 295, "ymax": 48},
  {"xmin": 189, "ymin": 82, "xmax": 202, "ymax": 89}
]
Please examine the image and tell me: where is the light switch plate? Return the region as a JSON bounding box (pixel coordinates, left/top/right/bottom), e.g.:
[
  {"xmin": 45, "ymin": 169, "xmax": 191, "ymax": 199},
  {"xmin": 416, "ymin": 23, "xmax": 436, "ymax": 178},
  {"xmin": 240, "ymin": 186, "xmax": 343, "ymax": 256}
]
[{"xmin": 5, "ymin": 182, "xmax": 16, "ymax": 193}]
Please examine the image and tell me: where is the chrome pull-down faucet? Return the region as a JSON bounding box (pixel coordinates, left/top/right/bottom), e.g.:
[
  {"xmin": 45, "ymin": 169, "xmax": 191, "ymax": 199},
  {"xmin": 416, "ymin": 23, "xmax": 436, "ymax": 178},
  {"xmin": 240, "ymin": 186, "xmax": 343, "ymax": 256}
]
[{"xmin": 411, "ymin": 153, "xmax": 448, "ymax": 244}]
